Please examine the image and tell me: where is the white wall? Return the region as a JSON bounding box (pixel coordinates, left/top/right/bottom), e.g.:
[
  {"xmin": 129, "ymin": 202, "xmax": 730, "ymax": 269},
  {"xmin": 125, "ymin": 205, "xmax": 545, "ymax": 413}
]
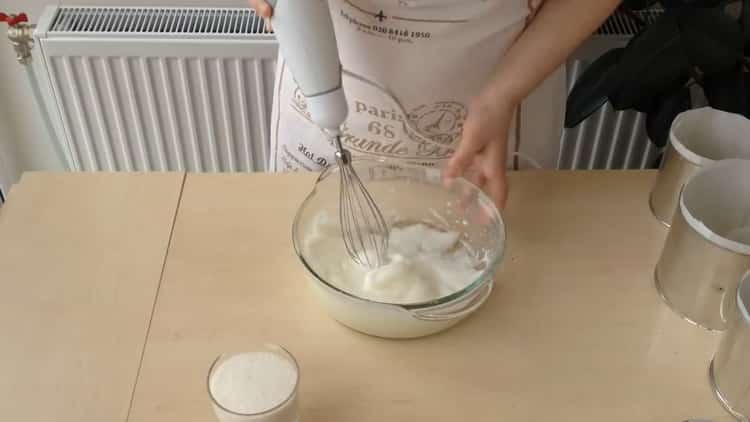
[
  {"xmin": 0, "ymin": 0, "xmax": 249, "ymax": 187},
  {"xmin": 0, "ymin": 104, "xmax": 21, "ymax": 196}
]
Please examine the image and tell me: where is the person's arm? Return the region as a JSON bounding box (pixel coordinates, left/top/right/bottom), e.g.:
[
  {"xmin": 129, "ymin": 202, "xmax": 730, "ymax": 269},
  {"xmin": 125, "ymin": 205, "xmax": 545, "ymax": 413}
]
[
  {"xmin": 445, "ymin": 0, "xmax": 621, "ymax": 208},
  {"xmin": 492, "ymin": 0, "xmax": 621, "ymax": 114}
]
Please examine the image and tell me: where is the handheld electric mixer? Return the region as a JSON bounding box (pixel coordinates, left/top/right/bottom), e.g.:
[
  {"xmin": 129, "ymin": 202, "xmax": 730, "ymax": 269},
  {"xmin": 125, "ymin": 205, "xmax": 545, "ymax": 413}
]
[{"xmin": 269, "ymin": 0, "xmax": 389, "ymax": 268}]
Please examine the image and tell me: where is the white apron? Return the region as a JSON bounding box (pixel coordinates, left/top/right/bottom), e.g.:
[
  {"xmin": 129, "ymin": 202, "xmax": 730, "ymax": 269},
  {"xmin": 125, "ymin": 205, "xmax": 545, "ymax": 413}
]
[{"xmin": 269, "ymin": 0, "xmax": 563, "ymax": 172}]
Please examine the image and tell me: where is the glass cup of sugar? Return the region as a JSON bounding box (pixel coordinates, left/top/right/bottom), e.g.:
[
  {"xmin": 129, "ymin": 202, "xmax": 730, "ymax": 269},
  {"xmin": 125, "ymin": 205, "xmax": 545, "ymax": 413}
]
[{"xmin": 207, "ymin": 345, "xmax": 300, "ymax": 422}]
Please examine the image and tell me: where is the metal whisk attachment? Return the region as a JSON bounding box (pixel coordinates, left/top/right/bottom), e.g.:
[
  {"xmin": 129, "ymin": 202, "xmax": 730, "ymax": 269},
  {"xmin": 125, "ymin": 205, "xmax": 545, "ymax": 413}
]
[{"xmin": 332, "ymin": 134, "xmax": 389, "ymax": 268}]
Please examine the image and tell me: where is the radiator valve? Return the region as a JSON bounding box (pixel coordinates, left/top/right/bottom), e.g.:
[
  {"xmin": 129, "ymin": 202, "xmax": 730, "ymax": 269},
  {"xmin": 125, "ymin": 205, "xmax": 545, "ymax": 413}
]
[{"xmin": 0, "ymin": 12, "xmax": 34, "ymax": 65}]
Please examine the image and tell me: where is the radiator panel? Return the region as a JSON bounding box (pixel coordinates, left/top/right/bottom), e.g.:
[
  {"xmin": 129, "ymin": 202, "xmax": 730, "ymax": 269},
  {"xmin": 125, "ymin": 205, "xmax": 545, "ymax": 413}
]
[
  {"xmin": 37, "ymin": 6, "xmax": 277, "ymax": 172},
  {"xmin": 48, "ymin": 7, "xmax": 270, "ymax": 37}
]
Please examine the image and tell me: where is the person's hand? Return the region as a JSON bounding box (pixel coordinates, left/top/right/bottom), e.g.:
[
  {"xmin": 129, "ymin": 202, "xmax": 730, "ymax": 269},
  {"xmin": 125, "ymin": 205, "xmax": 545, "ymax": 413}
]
[
  {"xmin": 445, "ymin": 96, "xmax": 516, "ymax": 209},
  {"xmin": 248, "ymin": 0, "xmax": 273, "ymax": 29}
]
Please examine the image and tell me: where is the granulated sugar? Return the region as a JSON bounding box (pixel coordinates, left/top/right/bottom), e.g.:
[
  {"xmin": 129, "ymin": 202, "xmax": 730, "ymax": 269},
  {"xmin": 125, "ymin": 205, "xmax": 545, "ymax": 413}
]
[{"xmin": 209, "ymin": 352, "xmax": 298, "ymax": 414}]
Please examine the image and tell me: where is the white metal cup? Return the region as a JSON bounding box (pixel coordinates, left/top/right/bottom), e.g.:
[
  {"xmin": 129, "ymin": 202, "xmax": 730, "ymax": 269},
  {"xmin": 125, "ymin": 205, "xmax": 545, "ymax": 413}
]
[
  {"xmin": 710, "ymin": 272, "xmax": 750, "ymax": 422},
  {"xmin": 655, "ymin": 159, "xmax": 750, "ymax": 331},
  {"xmin": 650, "ymin": 108, "xmax": 750, "ymax": 226}
]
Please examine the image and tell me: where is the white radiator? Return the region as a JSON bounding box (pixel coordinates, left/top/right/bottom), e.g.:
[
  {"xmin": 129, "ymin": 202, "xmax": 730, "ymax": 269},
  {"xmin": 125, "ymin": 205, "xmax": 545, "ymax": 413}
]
[{"xmin": 35, "ymin": 6, "xmax": 277, "ymax": 172}]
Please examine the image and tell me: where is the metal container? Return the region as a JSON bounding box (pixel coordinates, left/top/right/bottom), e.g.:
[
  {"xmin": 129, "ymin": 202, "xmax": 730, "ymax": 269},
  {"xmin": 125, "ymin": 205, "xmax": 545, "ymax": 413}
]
[
  {"xmin": 650, "ymin": 108, "xmax": 750, "ymax": 226},
  {"xmin": 655, "ymin": 159, "xmax": 750, "ymax": 331},
  {"xmin": 710, "ymin": 272, "xmax": 750, "ymax": 422}
]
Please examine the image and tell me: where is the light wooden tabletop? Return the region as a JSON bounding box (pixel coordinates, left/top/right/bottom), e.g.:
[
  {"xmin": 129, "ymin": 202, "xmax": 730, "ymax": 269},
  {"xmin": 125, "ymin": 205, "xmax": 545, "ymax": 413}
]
[
  {"xmin": 0, "ymin": 171, "xmax": 734, "ymax": 422},
  {"xmin": 0, "ymin": 172, "xmax": 184, "ymax": 422},
  {"xmin": 132, "ymin": 171, "xmax": 728, "ymax": 422}
]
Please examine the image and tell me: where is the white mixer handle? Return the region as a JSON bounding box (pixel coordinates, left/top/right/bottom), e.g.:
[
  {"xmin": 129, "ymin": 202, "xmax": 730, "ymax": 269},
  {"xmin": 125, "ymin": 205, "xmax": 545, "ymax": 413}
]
[{"xmin": 268, "ymin": 0, "xmax": 348, "ymax": 131}]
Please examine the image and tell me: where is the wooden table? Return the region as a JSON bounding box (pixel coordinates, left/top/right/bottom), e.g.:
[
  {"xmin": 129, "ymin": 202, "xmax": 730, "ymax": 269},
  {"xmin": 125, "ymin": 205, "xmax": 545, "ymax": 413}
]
[
  {"xmin": 0, "ymin": 172, "xmax": 184, "ymax": 422},
  {"xmin": 0, "ymin": 171, "xmax": 734, "ymax": 422}
]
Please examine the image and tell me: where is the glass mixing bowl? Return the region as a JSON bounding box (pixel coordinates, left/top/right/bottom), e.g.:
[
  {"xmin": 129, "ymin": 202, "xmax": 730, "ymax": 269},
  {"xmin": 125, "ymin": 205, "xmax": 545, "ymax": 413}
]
[{"xmin": 292, "ymin": 158, "xmax": 506, "ymax": 338}]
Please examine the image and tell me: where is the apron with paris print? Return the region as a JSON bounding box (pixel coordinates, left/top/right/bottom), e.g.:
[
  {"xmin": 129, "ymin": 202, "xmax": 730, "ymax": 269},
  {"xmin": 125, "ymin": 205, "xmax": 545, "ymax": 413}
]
[{"xmin": 268, "ymin": 0, "xmax": 562, "ymax": 172}]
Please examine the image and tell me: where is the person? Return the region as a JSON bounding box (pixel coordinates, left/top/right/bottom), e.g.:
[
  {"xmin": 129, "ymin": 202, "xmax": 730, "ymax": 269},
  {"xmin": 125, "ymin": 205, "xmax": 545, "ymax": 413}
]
[{"xmin": 250, "ymin": 0, "xmax": 620, "ymax": 208}]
